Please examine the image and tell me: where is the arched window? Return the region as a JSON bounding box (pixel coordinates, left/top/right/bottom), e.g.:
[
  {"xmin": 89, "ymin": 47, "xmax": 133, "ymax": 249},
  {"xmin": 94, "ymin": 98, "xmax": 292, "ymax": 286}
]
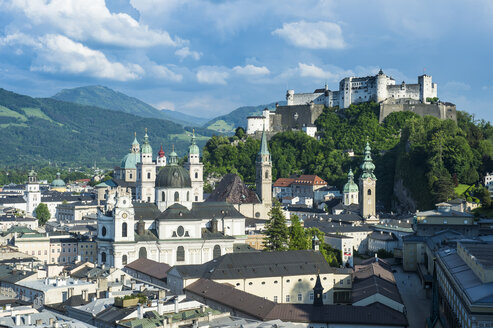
[
  {"xmin": 195, "ymin": 172, "xmax": 198, "ymax": 179},
  {"xmin": 162, "ymin": 191, "xmax": 165, "ymax": 201},
  {"xmin": 367, "ymin": 189, "xmax": 372, "ymax": 195},
  {"xmin": 101, "ymin": 252, "xmax": 106, "ymax": 264},
  {"xmin": 122, "ymin": 255, "xmax": 127, "ymax": 265},
  {"xmin": 147, "ymin": 172, "xmax": 151, "ymax": 179},
  {"xmin": 174, "ymin": 191, "xmax": 179, "ymax": 202},
  {"xmin": 176, "ymin": 246, "xmax": 185, "ymax": 262},
  {"xmin": 122, "ymin": 222, "xmax": 127, "ymax": 238},
  {"xmin": 265, "ymin": 170, "xmax": 269, "ymax": 179},
  {"xmin": 139, "ymin": 247, "xmax": 147, "ymax": 259},
  {"xmin": 213, "ymin": 245, "xmax": 221, "ymax": 259},
  {"xmin": 187, "ymin": 191, "xmax": 190, "ymax": 201},
  {"xmin": 101, "ymin": 226, "xmax": 107, "ymax": 237}
]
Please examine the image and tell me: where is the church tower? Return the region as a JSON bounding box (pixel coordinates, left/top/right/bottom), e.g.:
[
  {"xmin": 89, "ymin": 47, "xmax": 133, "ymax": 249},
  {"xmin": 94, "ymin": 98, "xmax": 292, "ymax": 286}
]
[
  {"xmin": 25, "ymin": 169, "xmax": 41, "ymax": 216},
  {"xmin": 343, "ymin": 169, "xmax": 359, "ymax": 205},
  {"xmin": 184, "ymin": 130, "xmax": 204, "ymax": 202},
  {"xmin": 256, "ymin": 129, "xmax": 272, "ymax": 206},
  {"xmin": 359, "ymin": 142, "xmax": 376, "ymax": 218},
  {"xmin": 136, "ymin": 129, "xmax": 156, "ymax": 203},
  {"xmin": 156, "ymin": 145, "xmax": 166, "ymax": 169}
]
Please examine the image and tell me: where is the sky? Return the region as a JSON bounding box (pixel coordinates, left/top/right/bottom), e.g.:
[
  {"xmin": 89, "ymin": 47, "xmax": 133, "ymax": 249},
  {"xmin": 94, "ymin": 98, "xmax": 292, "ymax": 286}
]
[{"xmin": 0, "ymin": 0, "xmax": 492, "ymax": 121}]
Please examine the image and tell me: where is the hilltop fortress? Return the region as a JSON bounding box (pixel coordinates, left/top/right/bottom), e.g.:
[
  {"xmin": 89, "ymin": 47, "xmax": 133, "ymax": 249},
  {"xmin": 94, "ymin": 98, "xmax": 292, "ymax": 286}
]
[{"xmin": 247, "ymin": 70, "xmax": 456, "ymax": 136}]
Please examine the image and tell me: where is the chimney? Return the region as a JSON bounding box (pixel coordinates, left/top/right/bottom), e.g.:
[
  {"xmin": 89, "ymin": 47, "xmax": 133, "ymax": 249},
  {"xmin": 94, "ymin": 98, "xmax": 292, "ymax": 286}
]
[
  {"xmin": 157, "ymin": 300, "xmax": 164, "ymax": 316},
  {"xmin": 174, "ymin": 297, "xmax": 179, "ymax": 314},
  {"xmin": 137, "ymin": 303, "xmax": 143, "ymax": 319},
  {"xmin": 158, "ymin": 290, "xmax": 166, "ymax": 300}
]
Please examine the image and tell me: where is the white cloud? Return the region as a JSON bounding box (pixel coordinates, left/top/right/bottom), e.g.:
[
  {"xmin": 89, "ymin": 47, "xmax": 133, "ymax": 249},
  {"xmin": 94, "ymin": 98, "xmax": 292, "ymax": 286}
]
[
  {"xmin": 151, "ymin": 64, "xmax": 183, "ymax": 82},
  {"xmin": 175, "ymin": 47, "xmax": 202, "ymax": 61},
  {"xmin": 272, "ymin": 20, "xmax": 346, "ymax": 49},
  {"xmin": 154, "ymin": 100, "xmax": 176, "ymax": 110},
  {"xmin": 196, "ymin": 66, "xmax": 229, "ymax": 85},
  {"xmin": 6, "ymin": 0, "xmax": 181, "ymax": 47},
  {"xmin": 233, "ymin": 64, "xmax": 270, "ymax": 76},
  {"xmin": 30, "ymin": 34, "xmax": 144, "ymax": 81}
]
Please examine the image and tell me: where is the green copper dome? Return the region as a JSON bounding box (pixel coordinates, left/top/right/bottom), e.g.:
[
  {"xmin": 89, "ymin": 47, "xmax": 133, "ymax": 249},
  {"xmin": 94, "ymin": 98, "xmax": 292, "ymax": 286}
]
[
  {"xmin": 168, "ymin": 145, "xmax": 179, "ymax": 165},
  {"xmin": 120, "ymin": 152, "xmax": 141, "ymax": 169},
  {"xmin": 51, "ymin": 172, "xmax": 66, "ymax": 187},
  {"xmin": 141, "ymin": 129, "xmax": 152, "ymax": 154},
  {"xmin": 155, "ymin": 165, "xmax": 191, "ymax": 188},
  {"xmin": 189, "ymin": 130, "xmax": 200, "ymax": 155},
  {"xmin": 343, "ymin": 169, "xmax": 359, "ymax": 193},
  {"xmin": 360, "ymin": 142, "xmax": 376, "ymax": 180}
]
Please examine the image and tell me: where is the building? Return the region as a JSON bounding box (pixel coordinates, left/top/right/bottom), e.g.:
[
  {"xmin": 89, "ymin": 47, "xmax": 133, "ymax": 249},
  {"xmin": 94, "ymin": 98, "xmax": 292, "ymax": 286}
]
[
  {"xmin": 56, "ymin": 200, "xmax": 98, "ymax": 222},
  {"xmin": 167, "ymin": 250, "xmax": 352, "ymax": 304},
  {"xmin": 435, "ymin": 242, "xmax": 493, "ymax": 327},
  {"xmin": 50, "ymin": 173, "xmax": 66, "ymax": 192},
  {"xmin": 247, "ymin": 70, "xmax": 455, "ymax": 136},
  {"xmin": 343, "ymin": 169, "xmax": 358, "ymax": 206},
  {"xmin": 368, "ymin": 231, "xmax": 399, "ymax": 254},
  {"xmin": 325, "ymin": 234, "xmax": 353, "ymax": 267},
  {"xmin": 359, "ymin": 142, "xmax": 376, "ymax": 218},
  {"xmin": 414, "ymin": 202, "xmax": 478, "ymax": 236},
  {"xmin": 123, "ymin": 258, "xmax": 170, "ymax": 288}
]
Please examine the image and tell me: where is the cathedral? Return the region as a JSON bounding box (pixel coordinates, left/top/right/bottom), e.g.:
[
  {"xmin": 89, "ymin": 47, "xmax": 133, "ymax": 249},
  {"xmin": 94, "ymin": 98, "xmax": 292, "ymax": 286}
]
[{"xmin": 96, "ymin": 129, "xmax": 272, "ymax": 269}]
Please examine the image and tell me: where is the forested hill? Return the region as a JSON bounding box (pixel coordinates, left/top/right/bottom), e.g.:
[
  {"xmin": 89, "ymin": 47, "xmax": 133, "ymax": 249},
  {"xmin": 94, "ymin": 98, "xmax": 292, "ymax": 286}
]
[
  {"xmin": 52, "ymin": 85, "xmax": 208, "ymax": 127},
  {"xmin": 203, "ymin": 102, "xmax": 493, "ymax": 211},
  {"xmin": 0, "ymin": 88, "xmax": 208, "ymax": 167}
]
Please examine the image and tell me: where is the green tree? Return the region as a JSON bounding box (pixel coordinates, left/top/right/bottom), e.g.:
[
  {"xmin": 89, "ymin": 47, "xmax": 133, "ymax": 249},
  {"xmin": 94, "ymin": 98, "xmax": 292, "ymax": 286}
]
[
  {"xmin": 288, "ymin": 215, "xmax": 309, "ymax": 250},
  {"xmin": 35, "ymin": 203, "xmax": 50, "ymax": 226},
  {"xmin": 235, "ymin": 127, "xmax": 246, "ymax": 139},
  {"xmin": 264, "ymin": 201, "xmax": 289, "ymax": 251}
]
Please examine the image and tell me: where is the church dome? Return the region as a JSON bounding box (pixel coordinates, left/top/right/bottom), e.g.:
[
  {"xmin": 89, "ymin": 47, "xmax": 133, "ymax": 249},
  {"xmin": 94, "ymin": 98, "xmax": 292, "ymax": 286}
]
[
  {"xmin": 155, "ymin": 165, "xmax": 191, "ymax": 188},
  {"xmin": 51, "ymin": 172, "xmax": 66, "ymax": 187},
  {"xmin": 343, "ymin": 169, "xmax": 358, "ymax": 193},
  {"xmin": 120, "ymin": 152, "xmax": 140, "ymax": 169}
]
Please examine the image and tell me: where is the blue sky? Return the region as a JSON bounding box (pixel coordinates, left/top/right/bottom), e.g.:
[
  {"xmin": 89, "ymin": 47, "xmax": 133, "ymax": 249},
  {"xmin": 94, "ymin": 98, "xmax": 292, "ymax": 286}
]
[{"xmin": 0, "ymin": 0, "xmax": 492, "ymax": 121}]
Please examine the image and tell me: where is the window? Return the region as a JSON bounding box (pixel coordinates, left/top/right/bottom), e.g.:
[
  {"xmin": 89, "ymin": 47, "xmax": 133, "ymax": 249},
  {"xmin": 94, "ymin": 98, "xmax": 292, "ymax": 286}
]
[
  {"xmin": 274, "ymin": 296, "xmax": 278, "ymax": 302},
  {"xmin": 286, "ymin": 295, "xmax": 290, "ymax": 302},
  {"xmin": 38, "ymin": 251, "xmax": 41, "ymax": 255},
  {"xmin": 309, "ymin": 292, "xmax": 314, "ymax": 301},
  {"xmin": 367, "ymin": 189, "xmax": 371, "ymax": 195},
  {"xmin": 176, "ymin": 246, "xmax": 185, "ymax": 262},
  {"xmin": 122, "ymin": 255, "xmax": 127, "ymax": 265},
  {"xmin": 213, "ymin": 245, "xmax": 221, "ymax": 259},
  {"xmin": 195, "ymin": 196, "xmax": 198, "ymax": 201},
  {"xmin": 102, "ymin": 226, "xmax": 107, "ymax": 237},
  {"xmin": 52, "ymin": 249, "xmax": 54, "ymax": 253},
  {"xmin": 129, "ymin": 173, "xmax": 133, "ymax": 179},
  {"xmin": 122, "ymin": 222, "xmax": 127, "ymax": 237},
  {"xmin": 174, "ymin": 191, "xmax": 179, "ymax": 202},
  {"xmin": 340, "ymin": 280, "xmax": 343, "ymax": 285},
  {"xmin": 44, "ymin": 250, "xmax": 47, "ymax": 255},
  {"xmin": 139, "ymin": 247, "xmax": 147, "ymax": 259},
  {"xmin": 187, "ymin": 191, "xmax": 190, "ymax": 201},
  {"xmin": 265, "ymin": 170, "xmax": 269, "ymax": 179},
  {"xmin": 195, "ymin": 172, "xmax": 198, "ymax": 179},
  {"xmin": 297, "ymin": 293, "xmax": 302, "ymax": 301},
  {"xmin": 73, "ymin": 248, "xmax": 76, "ymax": 252},
  {"xmin": 147, "ymin": 172, "xmax": 151, "ymax": 179},
  {"xmin": 162, "ymin": 191, "xmax": 165, "ymax": 201}
]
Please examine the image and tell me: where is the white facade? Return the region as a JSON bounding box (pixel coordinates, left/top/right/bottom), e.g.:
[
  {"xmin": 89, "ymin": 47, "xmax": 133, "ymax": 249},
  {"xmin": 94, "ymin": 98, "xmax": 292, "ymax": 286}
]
[
  {"xmin": 325, "ymin": 235, "xmax": 354, "ymax": 267},
  {"xmin": 247, "ymin": 108, "xmax": 271, "ymax": 135},
  {"xmin": 485, "ymin": 173, "xmax": 493, "ymax": 197}
]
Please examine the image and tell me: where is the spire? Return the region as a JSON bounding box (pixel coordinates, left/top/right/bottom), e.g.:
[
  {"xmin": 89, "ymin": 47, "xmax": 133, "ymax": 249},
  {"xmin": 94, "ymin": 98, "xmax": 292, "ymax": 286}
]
[
  {"xmin": 189, "ymin": 129, "xmax": 200, "ymax": 155},
  {"xmin": 141, "ymin": 128, "xmax": 152, "ymax": 154},
  {"xmin": 158, "ymin": 145, "xmax": 165, "ymax": 158},
  {"xmin": 313, "ymin": 273, "xmax": 324, "ymax": 306},
  {"xmin": 132, "ymin": 132, "xmax": 139, "ymax": 145},
  {"xmin": 360, "ymin": 141, "xmax": 376, "ymax": 180},
  {"xmin": 257, "ymin": 127, "xmax": 270, "ymax": 161}
]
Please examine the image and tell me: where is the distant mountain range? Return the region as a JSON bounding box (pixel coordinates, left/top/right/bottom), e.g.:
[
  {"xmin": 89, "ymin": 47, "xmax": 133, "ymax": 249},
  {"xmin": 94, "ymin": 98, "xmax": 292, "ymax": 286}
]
[
  {"xmin": 0, "ymin": 88, "xmax": 209, "ymax": 167},
  {"xmin": 52, "ymin": 85, "xmax": 209, "ymax": 127}
]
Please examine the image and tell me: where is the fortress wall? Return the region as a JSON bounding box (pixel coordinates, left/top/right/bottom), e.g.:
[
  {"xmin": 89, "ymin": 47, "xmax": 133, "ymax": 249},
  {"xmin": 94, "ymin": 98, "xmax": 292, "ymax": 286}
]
[
  {"xmin": 379, "ymin": 103, "xmax": 457, "ymax": 123},
  {"xmin": 291, "ymin": 93, "xmax": 323, "ymax": 105},
  {"xmin": 275, "ymin": 104, "xmax": 324, "ymax": 131}
]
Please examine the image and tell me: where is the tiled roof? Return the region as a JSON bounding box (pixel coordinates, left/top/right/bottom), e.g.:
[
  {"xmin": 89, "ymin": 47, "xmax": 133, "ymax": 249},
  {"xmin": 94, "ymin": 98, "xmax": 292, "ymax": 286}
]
[
  {"xmin": 273, "ymin": 178, "xmax": 295, "ymax": 187},
  {"xmin": 292, "ymin": 175, "xmax": 327, "ymax": 186},
  {"xmin": 125, "ymin": 258, "xmax": 171, "ymax": 280},
  {"xmin": 206, "ymin": 174, "xmax": 260, "ymax": 204}
]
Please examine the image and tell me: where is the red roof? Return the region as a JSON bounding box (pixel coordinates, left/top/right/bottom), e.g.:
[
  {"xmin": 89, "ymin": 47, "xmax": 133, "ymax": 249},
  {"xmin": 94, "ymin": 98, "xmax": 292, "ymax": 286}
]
[
  {"xmin": 273, "ymin": 178, "xmax": 295, "ymax": 187},
  {"xmin": 158, "ymin": 145, "xmax": 165, "ymax": 158},
  {"xmin": 76, "ymin": 179, "xmax": 90, "ymax": 182},
  {"xmin": 293, "ymin": 175, "xmax": 327, "ymax": 186}
]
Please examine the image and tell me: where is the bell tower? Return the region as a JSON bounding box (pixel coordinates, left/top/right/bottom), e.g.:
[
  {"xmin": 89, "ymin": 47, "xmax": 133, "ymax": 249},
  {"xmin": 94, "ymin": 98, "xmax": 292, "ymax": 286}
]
[
  {"xmin": 184, "ymin": 130, "xmax": 204, "ymax": 202},
  {"xmin": 359, "ymin": 142, "xmax": 376, "ymax": 218},
  {"xmin": 136, "ymin": 129, "xmax": 156, "ymax": 203},
  {"xmin": 255, "ymin": 128, "xmax": 272, "ymax": 206},
  {"xmin": 25, "ymin": 169, "xmax": 41, "ymax": 216}
]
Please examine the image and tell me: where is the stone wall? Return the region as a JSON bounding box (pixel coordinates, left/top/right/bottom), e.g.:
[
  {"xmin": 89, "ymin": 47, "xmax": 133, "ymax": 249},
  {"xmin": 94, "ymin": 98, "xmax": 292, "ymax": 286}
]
[{"xmin": 379, "ymin": 102, "xmax": 456, "ymax": 123}]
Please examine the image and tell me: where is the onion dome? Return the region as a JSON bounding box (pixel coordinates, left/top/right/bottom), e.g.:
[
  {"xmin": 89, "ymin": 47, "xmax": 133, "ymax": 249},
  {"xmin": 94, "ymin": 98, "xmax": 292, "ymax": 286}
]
[
  {"xmin": 168, "ymin": 145, "xmax": 178, "ymax": 165},
  {"xmin": 343, "ymin": 169, "xmax": 358, "ymax": 193},
  {"xmin": 51, "ymin": 172, "xmax": 66, "ymax": 187},
  {"xmin": 158, "ymin": 145, "xmax": 165, "ymax": 158},
  {"xmin": 189, "ymin": 130, "xmax": 200, "ymax": 155},
  {"xmin": 141, "ymin": 128, "xmax": 152, "ymax": 154},
  {"xmin": 360, "ymin": 142, "xmax": 376, "ymax": 180}
]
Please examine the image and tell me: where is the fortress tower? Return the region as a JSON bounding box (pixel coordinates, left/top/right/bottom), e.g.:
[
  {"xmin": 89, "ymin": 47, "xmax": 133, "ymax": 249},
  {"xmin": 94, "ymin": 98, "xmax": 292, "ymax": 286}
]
[
  {"xmin": 256, "ymin": 128, "xmax": 272, "ymax": 206},
  {"xmin": 359, "ymin": 142, "xmax": 376, "ymax": 218}
]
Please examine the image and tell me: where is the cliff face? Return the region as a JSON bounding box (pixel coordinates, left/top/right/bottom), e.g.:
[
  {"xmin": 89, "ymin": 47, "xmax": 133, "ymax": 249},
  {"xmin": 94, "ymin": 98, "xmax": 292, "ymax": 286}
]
[{"xmin": 392, "ymin": 178, "xmax": 417, "ymax": 213}]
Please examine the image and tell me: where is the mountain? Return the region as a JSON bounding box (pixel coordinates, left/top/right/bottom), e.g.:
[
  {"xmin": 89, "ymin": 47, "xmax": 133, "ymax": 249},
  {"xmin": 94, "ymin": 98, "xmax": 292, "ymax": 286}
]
[
  {"xmin": 52, "ymin": 85, "xmax": 208, "ymax": 127},
  {"xmin": 205, "ymin": 101, "xmax": 284, "ymax": 134},
  {"xmin": 0, "ymin": 88, "xmax": 209, "ymax": 167}
]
